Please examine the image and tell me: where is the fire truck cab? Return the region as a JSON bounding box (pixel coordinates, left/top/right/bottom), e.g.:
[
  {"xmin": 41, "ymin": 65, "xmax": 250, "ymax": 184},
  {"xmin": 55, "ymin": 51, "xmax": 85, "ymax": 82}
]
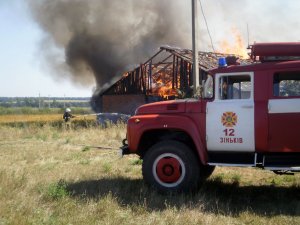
[{"xmin": 121, "ymin": 43, "xmax": 300, "ymax": 193}]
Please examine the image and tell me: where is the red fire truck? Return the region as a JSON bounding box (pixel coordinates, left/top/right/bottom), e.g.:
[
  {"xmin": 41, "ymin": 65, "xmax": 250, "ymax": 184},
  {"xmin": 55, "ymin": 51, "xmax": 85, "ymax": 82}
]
[{"xmin": 121, "ymin": 42, "xmax": 300, "ymax": 193}]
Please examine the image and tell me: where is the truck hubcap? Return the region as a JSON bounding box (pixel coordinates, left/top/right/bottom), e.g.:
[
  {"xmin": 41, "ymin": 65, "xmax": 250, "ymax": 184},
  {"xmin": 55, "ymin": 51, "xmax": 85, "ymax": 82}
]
[{"xmin": 153, "ymin": 153, "xmax": 186, "ymax": 188}]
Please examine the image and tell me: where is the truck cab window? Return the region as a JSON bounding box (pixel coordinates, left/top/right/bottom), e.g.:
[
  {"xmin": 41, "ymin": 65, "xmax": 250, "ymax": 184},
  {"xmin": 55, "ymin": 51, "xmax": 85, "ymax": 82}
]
[
  {"xmin": 273, "ymin": 72, "xmax": 300, "ymax": 97},
  {"xmin": 203, "ymin": 74, "xmax": 213, "ymax": 98},
  {"xmin": 219, "ymin": 75, "xmax": 251, "ymax": 100}
]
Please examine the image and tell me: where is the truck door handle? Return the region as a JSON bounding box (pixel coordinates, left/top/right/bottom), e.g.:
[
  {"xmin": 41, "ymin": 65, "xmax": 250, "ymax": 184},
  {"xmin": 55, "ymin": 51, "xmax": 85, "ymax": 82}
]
[{"xmin": 242, "ymin": 105, "xmax": 253, "ymax": 109}]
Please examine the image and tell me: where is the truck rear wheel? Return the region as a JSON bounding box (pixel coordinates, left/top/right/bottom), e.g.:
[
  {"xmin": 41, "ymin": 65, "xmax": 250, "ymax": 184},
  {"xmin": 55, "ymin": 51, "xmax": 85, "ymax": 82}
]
[{"xmin": 142, "ymin": 141, "xmax": 200, "ymax": 194}]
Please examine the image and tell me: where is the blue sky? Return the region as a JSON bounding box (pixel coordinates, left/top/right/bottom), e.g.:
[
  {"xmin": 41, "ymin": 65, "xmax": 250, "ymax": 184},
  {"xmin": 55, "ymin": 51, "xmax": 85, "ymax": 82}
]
[
  {"xmin": 0, "ymin": 0, "xmax": 93, "ymax": 97},
  {"xmin": 1, "ymin": 0, "xmax": 300, "ymax": 97}
]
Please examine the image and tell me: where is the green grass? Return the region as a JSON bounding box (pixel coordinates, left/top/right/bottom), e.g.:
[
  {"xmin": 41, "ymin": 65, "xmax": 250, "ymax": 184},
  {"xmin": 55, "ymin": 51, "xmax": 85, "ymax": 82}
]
[
  {"xmin": 0, "ymin": 123, "xmax": 300, "ymax": 224},
  {"xmin": 81, "ymin": 146, "xmax": 91, "ymax": 152},
  {"xmin": 44, "ymin": 180, "xmax": 70, "ymax": 200}
]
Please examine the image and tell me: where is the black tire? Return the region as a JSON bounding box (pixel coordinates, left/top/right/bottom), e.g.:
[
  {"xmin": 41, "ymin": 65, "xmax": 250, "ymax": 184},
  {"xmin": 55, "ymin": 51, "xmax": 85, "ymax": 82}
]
[
  {"xmin": 200, "ymin": 165, "xmax": 215, "ymax": 180},
  {"xmin": 142, "ymin": 140, "xmax": 200, "ymax": 194}
]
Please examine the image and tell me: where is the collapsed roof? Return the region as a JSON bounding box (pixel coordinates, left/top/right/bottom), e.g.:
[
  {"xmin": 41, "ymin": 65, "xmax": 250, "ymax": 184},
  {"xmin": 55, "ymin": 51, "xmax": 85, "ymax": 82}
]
[{"xmin": 102, "ymin": 46, "xmax": 251, "ymax": 98}]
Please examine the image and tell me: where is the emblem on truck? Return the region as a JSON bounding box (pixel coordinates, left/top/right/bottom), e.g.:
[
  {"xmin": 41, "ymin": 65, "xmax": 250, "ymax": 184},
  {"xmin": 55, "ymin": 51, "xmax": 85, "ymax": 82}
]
[
  {"xmin": 221, "ymin": 112, "xmax": 237, "ymax": 127},
  {"xmin": 220, "ymin": 112, "xmax": 243, "ymax": 144}
]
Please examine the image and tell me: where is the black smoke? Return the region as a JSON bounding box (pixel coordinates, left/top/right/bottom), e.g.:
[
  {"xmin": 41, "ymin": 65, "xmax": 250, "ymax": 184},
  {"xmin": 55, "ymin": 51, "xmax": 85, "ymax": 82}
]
[
  {"xmin": 26, "ymin": 0, "xmax": 192, "ymax": 98},
  {"xmin": 26, "ymin": 0, "xmax": 300, "ymax": 95}
]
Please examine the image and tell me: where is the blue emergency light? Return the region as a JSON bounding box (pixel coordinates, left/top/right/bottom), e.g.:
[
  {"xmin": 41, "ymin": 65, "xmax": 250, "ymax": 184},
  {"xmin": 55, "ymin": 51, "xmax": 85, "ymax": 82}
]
[{"xmin": 218, "ymin": 57, "xmax": 227, "ymax": 67}]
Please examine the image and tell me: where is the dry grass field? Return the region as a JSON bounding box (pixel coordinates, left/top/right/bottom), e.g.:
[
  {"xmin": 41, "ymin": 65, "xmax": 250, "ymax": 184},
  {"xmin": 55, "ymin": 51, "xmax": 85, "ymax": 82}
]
[
  {"xmin": 0, "ymin": 119, "xmax": 300, "ymax": 224},
  {"xmin": 0, "ymin": 114, "xmax": 96, "ymax": 123},
  {"xmin": 0, "ymin": 114, "xmax": 63, "ymax": 123}
]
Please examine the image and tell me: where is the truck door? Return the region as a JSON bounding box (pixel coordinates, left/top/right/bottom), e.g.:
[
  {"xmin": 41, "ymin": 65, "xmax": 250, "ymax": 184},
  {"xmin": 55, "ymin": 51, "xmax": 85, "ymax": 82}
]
[
  {"xmin": 206, "ymin": 72, "xmax": 255, "ymax": 152},
  {"xmin": 268, "ymin": 71, "xmax": 300, "ymax": 152}
]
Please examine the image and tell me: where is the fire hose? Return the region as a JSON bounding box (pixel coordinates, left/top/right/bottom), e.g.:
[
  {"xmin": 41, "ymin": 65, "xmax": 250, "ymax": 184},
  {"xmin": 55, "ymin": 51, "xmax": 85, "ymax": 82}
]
[
  {"xmin": 74, "ymin": 113, "xmax": 101, "ymax": 117},
  {"xmin": 75, "ymin": 113, "xmax": 130, "ymax": 117},
  {"xmin": 72, "ymin": 143, "xmax": 117, "ymax": 150},
  {"xmin": 0, "ymin": 140, "xmax": 119, "ymax": 150}
]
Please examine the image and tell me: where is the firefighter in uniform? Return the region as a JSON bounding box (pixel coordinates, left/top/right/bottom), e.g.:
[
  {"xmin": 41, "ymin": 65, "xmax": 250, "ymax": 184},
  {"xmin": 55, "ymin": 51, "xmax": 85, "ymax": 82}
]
[{"xmin": 63, "ymin": 108, "xmax": 75, "ymax": 129}]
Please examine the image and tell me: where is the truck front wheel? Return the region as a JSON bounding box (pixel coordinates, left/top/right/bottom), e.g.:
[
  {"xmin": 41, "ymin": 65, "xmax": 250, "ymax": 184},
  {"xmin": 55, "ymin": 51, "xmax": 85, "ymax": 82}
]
[{"xmin": 142, "ymin": 141, "xmax": 200, "ymax": 194}]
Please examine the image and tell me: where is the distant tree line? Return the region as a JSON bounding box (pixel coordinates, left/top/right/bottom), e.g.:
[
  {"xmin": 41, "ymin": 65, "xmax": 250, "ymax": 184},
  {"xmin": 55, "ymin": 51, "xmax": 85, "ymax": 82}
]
[{"xmin": 0, "ymin": 97, "xmax": 91, "ymax": 108}]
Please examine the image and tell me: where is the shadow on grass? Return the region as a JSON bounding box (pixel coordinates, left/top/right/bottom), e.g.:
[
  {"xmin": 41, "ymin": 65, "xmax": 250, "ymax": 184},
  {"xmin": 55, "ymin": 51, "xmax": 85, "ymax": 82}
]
[{"xmin": 66, "ymin": 177, "xmax": 300, "ymax": 216}]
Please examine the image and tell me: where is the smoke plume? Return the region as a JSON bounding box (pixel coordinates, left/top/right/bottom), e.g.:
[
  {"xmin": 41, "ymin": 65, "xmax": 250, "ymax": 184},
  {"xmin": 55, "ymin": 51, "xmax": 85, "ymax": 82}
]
[
  {"xmin": 26, "ymin": 0, "xmax": 191, "ymax": 94},
  {"xmin": 26, "ymin": 0, "xmax": 300, "ymax": 96}
]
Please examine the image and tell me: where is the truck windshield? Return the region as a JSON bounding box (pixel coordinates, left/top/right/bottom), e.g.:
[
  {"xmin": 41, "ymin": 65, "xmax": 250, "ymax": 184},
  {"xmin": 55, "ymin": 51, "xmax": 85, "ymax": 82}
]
[{"xmin": 203, "ymin": 74, "xmax": 213, "ymax": 98}]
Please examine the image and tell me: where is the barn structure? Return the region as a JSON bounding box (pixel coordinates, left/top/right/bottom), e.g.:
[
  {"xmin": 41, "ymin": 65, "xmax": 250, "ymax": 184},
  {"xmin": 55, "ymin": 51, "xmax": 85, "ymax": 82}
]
[{"xmin": 91, "ymin": 46, "xmax": 249, "ymax": 114}]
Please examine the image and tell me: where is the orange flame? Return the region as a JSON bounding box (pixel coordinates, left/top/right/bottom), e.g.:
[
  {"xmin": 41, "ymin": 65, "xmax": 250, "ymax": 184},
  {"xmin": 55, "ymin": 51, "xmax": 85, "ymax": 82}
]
[
  {"xmin": 152, "ymin": 74, "xmax": 178, "ymax": 99},
  {"xmin": 218, "ymin": 28, "xmax": 248, "ymax": 59},
  {"xmin": 157, "ymin": 82, "xmax": 178, "ymax": 99}
]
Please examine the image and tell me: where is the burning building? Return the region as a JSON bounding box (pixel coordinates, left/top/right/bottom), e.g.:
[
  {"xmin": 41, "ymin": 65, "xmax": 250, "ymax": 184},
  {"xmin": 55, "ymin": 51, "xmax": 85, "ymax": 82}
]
[
  {"xmin": 92, "ymin": 46, "xmax": 250, "ymax": 114},
  {"xmin": 26, "ymin": 0, "xmax": 253, "ymax": 116}
]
